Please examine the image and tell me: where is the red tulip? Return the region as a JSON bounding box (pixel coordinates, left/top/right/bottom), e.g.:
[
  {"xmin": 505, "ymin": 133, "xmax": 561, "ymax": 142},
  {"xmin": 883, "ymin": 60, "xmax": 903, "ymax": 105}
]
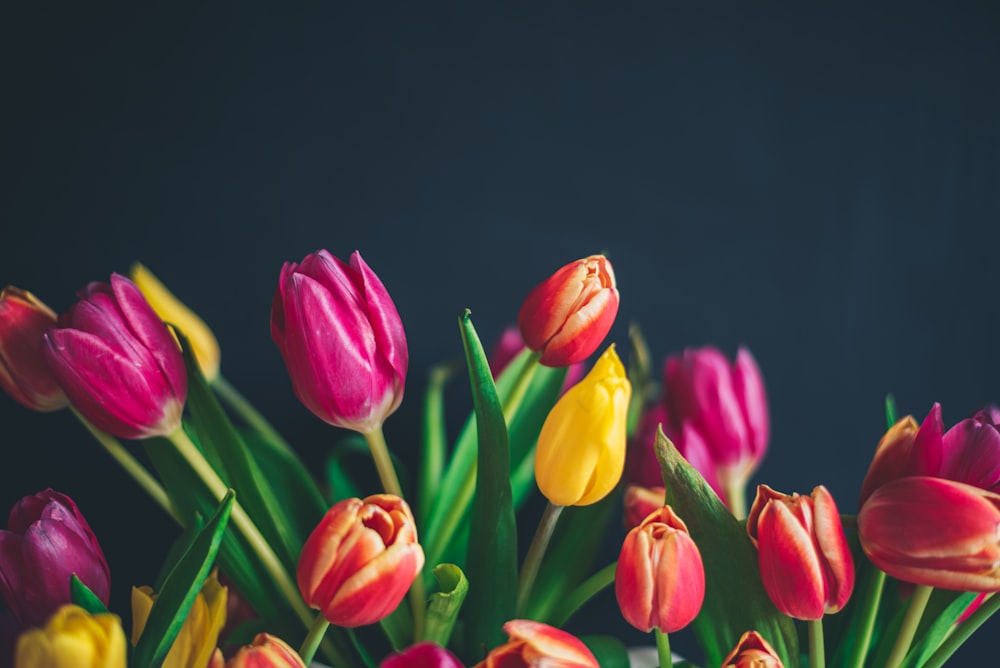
[
  {"xmin": 473, "ymin": 620, "xmax": 598, "ymax": 668},
  {"xmin": 622, "ymin": 485, "xmax": 665, "ymax": 531},
  {"xmin": 720, "ymin": 631, "xmax": 784, "ymax": 668},
  {"xmin": 517, "ymin": 255, "xmax": 619, "ymax": 367},
  {"xmin": 380, "ymin": 642, "xmax": 464, "ymax": 668},
  {"xmin": 746, "ymin": 485, "xmax": 854, "ymax": 620},
  {"xmin": 0, "ymin": 287, "xmax": 67, "ymax": 412},
  {"xmin": 297, "ymin": 494, "xmax": 423, "ymax": 627},
  {"xmin": 225, "ymin": 633, "xmax": 306, "ymax": 667}
]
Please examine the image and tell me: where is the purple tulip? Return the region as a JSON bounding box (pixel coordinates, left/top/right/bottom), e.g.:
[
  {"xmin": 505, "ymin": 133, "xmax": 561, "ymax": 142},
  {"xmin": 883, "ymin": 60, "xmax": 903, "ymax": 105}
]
[
  {"xmin": 271, "ymin": 250, "xmax": 407, "ymax": 434},
  {"xmin": 0, "ymin": 490, "xmax": 110, "ymax": 627},
  {"xmin": 380, "ymin": 641, "xmax": 464, "ymax": 668},
  {"xmin": 43, "ymin": 274, "xmax": 188, "ymax": 439}
]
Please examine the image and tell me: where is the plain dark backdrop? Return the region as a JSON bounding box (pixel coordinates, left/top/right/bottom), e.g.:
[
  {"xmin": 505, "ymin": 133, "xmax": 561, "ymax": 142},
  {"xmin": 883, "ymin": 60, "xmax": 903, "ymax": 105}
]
[{"xmin": 3, "ymin": 3, "xmax": 999, "ymax": 664}]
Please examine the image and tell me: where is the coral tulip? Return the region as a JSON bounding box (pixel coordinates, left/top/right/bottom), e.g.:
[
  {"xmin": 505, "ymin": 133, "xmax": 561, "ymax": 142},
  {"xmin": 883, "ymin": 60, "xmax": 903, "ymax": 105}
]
[
  {"xmin": 720, "ymin": 631, "xmax": 784, "ymax": 668},
  {"xmin": 534, "ymin": 345, "xmax": 631, "ymax": 506},
  {"xmin": 746, "ymin": 485, "xmax": 854, "ymax": 620},
  {"xmin": 131, "ymin": 571, "xmax": 226, "ymax": 668},
  {"xmin": 297, "ymin": 494, "xmax": 424, "ymax": 627},
  {"xmin": 226, "ymin": 633, "xmax": 306, "ymax": 668},
  {"xmin": 43, "ymin": 274, "xmax": 187, "ymax": 439},
  {"xmin": 15, "ymin": 605, "xmax": 126, "ymax": 668},
  {"xmin": 130, "ymin": 263, "xmax": 221, "ymax": 382},
  {"xmin": 473, "ymin": 620, "xmax": 598, "ymax": 668},
  {"xmin": 0, "ymin": 490, "xmax": 110, "ymax": 627},
  {"xmin": 517, "ymin": 255, "xmax": 619, "ymax": 367},
  {"xmin": 615, "ymin": 506, "xmax": 705, "ymax": 633},
  {"xmin": 0, "ymin": 287, "xmax": 67, "ymax": 412},
  {"xmin": 271, "ymin": 250, "xmax": 407, "ymax": 434},
  {"xmin": 623, "ymin": 485, "xmax": 665, "ymax": 531},
  {"xmin": 381, "ymin": 642, "xmax": 464, "ymax": 668},
  {"xmin": 857, "ymin": 476, "xmax": 1000, "ymax": 591}
]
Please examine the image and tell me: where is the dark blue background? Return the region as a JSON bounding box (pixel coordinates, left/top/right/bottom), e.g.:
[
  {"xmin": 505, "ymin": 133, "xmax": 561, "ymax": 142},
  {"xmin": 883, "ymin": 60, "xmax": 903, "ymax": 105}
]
[{"xmin": 3, "ymin": 3, "xmax": 999, "ymax": 664}]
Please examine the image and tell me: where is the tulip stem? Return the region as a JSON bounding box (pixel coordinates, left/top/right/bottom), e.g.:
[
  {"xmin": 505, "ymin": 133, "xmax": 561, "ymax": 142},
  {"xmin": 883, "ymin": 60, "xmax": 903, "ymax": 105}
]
[
  {"xmin": 924, "ymin": 593, "xmax": 1000, "ymax": 668},
  {"xmin": 299, "ymin": 615, "xmax": 331, "ymax": 665},
  {"xmin": 74, "ymin": 410, "xmax": 182, "ymax": 524},
  {"xmin": 517, "ymin": 502, "xmax": 564, "ymax": 615},
  {"xmin": 549, "ymin": 561, "xmax": 617, "ymax": 626},
  {"xmin": 845, "ymin": 567, "xmax": 885, "ymax": 668},
  {"xmin": 884, "ymin": 584, "xmax": 933, "ymax": 668},
  {"xmin": 809, "ymin": 618, "xmax": 826, "ymax": 668},
  {"xmin": 723, "ymin": 481, "xmax": 747, "ymax": 520},
  {"xmin": 654, "ymin": 628, "xmax": 672, "ymax": 668}
]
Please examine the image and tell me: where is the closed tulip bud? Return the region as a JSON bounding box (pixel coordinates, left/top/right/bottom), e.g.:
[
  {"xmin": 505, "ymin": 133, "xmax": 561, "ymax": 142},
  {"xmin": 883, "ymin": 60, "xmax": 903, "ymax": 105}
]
[
  {"xmin": 130, "ymin": 263, "xmax": 221, "ymax": 382},
  {"xmin": 297, "ymin": 494, "xmax": 424, "ymax": 627},
  {"xmin": 226, "ymin": 633, "xmax": 306, "ymax": 668},
  {"xmin": 0, "ymin": 287, "xmax": 67, "ymax": 411},
  {"xmin": 517, "ymin": 255, "xmax": 619, "ymax": 367},
  {"xmin": 858, "ymin": 476, "xmax": 1000, "ymax": 591},
  {"xmin": 381, "ymin": 642, "xmax": 464, "ymax": 668},
  {"xmin": 131, "ymin": 571, "xmax": 227, "ymax": 668},
  {"xmin": 615, "ymin": 506, "xmax": 704, "ymax": 633},
  {"xmin": 0, "ymin": 490, "xmax": 110, "ymax": 627},
  {"xmin": 43, "ymin": 274, "xmax": 187, "ymax": 439},
  {"xmin": 534, "ymin": 345, "xmax": 631, "ymax": 506},
  {"xmin": 720, "ymin": 631, "xmax": 784, "ymax": 668},
  {"xmin": 746, "ymin": 485, "xmax": 854, "ymax": 620},
  {"xmin": 622, "ymin": 485, "xmax": 665, "ymax": 530},
  {"xmin": 271, "ymin": 250, "xmax": 408, "ymax": 434},
  {"xmin": 15, "ymin": 605, "xmax": 126, "ymax": 668},
  {"xmin": 473, "ymin": 620, "xmax": 598, "ymax": 668}
]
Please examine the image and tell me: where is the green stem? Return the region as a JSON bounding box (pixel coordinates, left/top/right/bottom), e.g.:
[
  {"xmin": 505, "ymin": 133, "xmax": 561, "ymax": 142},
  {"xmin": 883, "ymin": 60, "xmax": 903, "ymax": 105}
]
[
  {"xmin": 846, "ymin": 568, "xmax": 886, "ymax": 668},
  {"xmin": 212, "ymin": 374, "xmax": 291, "ymax": 453},
  {"xmin": 924, "ymin": 593, "xmax": 1000, "ymax": 668},
  {"xmin": 363, "ymin": 426, "xmax": 403, "ymax": 497},
  {"xmin": 73, "ymin": 410, "xmax": 182, "ymax": 524},
  {"xmin": 550, "ymin": 562, "xmax": 617, "ymax": 626},
  {"xmin": 884, "ymin": 584, "xmax": 933, "ymax": 668},
  {"xmin": 809, "ymin": 618, "xmax": 826, "ymax": 668},
  {"xmin": 517, "ymin": 502, "xmax": 564, "ymax": 615},
  {"xmin": 724, "ymin": 480, "xmax": 747, "ymax": 520},
  {"xmin": 298, "ymin": 615, "xmax": 331, "ymax": 666},
  {"xmin": 655, "ymin": 628, "xmax": 672, "ymax": 668},
  {"xmin": 419, "ymin": 364, "xmax": 454, "ymax": 526}
]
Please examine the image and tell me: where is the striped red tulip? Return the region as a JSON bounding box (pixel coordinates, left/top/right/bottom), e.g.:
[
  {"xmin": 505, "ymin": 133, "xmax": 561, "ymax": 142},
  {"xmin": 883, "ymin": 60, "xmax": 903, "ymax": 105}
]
[
  {"xmin": 225, "ymin": 633, "xmax": 306, "ymax": 667},
  {"xmin": 0, "ymin": 287, "xmax": 67, "ymax": 412}
]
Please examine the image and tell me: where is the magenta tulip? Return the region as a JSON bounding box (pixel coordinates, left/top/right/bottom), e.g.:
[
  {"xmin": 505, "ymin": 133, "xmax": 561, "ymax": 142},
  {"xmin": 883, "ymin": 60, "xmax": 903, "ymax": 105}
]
[
  {"xmin": 380, "ymin": 642, "xmax": 464, "ymax": 668},
  {"xmin": 0, "ymin": 490, "xmax": 110, "ymax": 627},
  {"xmin": 0, "ymin": 287, "xmax": 67, "ymax": 412},
  {"xmin": 43, "ymin": 274, "xmax": 187, "ymax": 439},
  {"xmin": 271, "ymin": 250, "xmax": 407, "ymax": 434}
]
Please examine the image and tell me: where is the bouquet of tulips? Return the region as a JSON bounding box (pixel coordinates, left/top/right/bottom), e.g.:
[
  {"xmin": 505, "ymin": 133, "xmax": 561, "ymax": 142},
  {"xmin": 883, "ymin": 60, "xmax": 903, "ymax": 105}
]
[{"xmin": 1, "ymin": 250, "xmax": 999, "ymax": 668}]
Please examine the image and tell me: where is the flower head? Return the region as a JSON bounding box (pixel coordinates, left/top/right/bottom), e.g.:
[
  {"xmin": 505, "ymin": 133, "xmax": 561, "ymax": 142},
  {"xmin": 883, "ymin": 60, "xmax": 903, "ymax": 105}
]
[
  {"xmin": 226, "ymin": 633, "xmax": 306, "ymax": 668},
  {"xmin": 15, "ymin": 605, "xmax": 126, "ymax": 668},
  {"xmin": 720, "ymin": 631, "xmax": 784, "ymax": 668},
  {"xmin": 473, "ymin": 620, "xmax": 598, "ymax": 668},
  {"xmin": 380, "ymin": 642, "xmax": 464, "ymax": 668},
  {"xmin": 0, "ymin": 287, "xmax": 67, "ymax": 411}
]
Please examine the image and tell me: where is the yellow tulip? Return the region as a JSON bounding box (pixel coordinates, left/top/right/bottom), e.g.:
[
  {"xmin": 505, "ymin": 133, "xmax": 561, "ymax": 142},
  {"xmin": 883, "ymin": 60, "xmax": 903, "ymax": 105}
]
[
  {"xmin": 15, "ymin": 604, "xmax": 126, "ymax": 668},
  {"xmin": 131, "ymin": 571, "xmax": 227, "ymax": 668},
  {"xmin": 130, "ymin": 262, "xmax": 221, "ymax": 382},
  {"xmin": 534, "ymin": 344, "xmax": 631, "ymax": 506}
]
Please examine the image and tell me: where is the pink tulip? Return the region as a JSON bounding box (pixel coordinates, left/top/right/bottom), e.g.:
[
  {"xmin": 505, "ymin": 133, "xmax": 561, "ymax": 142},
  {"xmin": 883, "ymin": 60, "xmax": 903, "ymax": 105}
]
[
  {"xmin": 473, "ymin": 620, "xmax": 598, "ymax": 668},
  {"xmin": 380, "ymin": 642, "xmax": 464, "ymax": 668},
  {"xmin": 720, "ymin": 631, "xmax": 784, "ymax": 668},
  {"xmin": 746, "ymin": 485, "xmax": 854, "ymax": 620},
  {"xmin": 271, "ymin": 250, "xmax": 407, "ymax": 434},
  {"xmin": 626, "ymin": 404, "xmax": 722, "ymax": 499},
  {"xmin": 0, "ymin": 287, "xmax": 67, "ymax": 412},
  {"xmin": 43, "ymin": 274, "xmax": 187, "ymax": 439}
]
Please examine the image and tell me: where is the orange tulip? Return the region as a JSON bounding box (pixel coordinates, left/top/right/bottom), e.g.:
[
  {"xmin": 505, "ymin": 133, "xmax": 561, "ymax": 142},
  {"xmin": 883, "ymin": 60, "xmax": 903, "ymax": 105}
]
[
  {"xmin": 473, "ymin": 620, "xmax": 598, "ymax": 668},
  {"xmin": 720, "ymin": 631, "xmax": 784, "ymax": 668},
  {"xmin": 225, "ymin": 633, "xmax": 306, "ymax": 667}
]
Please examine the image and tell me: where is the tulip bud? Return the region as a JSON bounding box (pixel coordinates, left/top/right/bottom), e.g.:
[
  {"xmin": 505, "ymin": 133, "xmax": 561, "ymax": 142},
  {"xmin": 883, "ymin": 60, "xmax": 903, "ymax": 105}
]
[
  {"xmin": 380, "ymin": 642, "xmax": 464, "ymax": 668},
  {"xmin": 534, "ymin": 345, "xmax": 632, "ymax": 506},
  {"xmin": 0, "ymin": 490, "xmax": 110, "ymax": 628},
  {"xmin": 857, "ymin": 476, "xmax": 1000, "ymax": 591},
  {"xmin": 615, "ymin": 506, "xmax": 705, "ymax": 633},
  {"xmin": 297, "ymin": 494, "xmax": 424, "ymax": 627},
  {"xmin": 131, "ymin": 570, "xmax": 226, "ymax": 668},
  {"xmin": 720, "ymin": 631, "xmax": 784, "ymax": 668},
  {"xmin": 42, "ymin": 274, "xmax": 187, "ymax": 439},
  {"xmin": 622, "ymin": 485, "xmax": 665, "ymax": 531},
  {"xmin": 226, "ymin": 633, "xmax": 306, "ymax": 668},
  {"xmin": 15, "ymin": 605, "xmax": 126, "ymax": 668},
  {"xmin": 0, "ymin": 287, "xmax": 67, "ymax": 411},
  {"xmin": 517, "ymin": 255, "xmax": 619, "ymax": 367},
  {"xmin": 130, "ymin": 263, "xmax": 221, "ymax": 382},
  {"xmin": 746, "ymin": 485, "xmax": 854, "ymax": 620},
  {"xmin": 271, "ymin": 250, "xmax": 408, "ymax": 434},
  {"xmin": 473, "ymin": 620, "xmax": 598, "ymax": 668}
]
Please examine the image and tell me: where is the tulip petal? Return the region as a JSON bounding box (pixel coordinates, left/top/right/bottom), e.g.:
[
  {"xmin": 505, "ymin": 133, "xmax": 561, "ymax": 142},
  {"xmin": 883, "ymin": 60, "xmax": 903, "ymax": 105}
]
[
  {"xmin": 757, "ymin": 501, "xmax": 827, "ymax": 620},
  {"xmin": 732, "ymin": 347, "xmax": 769, "ymax": 460},
  {"xmin": 351, "ymin": 251, "xmax": 408, "ymax": 390},
  {"xmin": 941, "ymin": 418, "xmax": 1000, "ymax": 493}
]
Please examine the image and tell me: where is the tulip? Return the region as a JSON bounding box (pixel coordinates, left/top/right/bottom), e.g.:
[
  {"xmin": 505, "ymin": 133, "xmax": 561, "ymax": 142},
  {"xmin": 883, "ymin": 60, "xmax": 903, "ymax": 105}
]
[
  {"xmin": 15, "ymin": 605, "xmax": 126, "ymax": 668},
  {"xmin": 720, "ymin": 631, "xmax": 784, "ymax": 668},
  {"xmin": 622, "ymin": 485, "xmax": 665, "ymax": 530},
  {"xmin": 297, "ymin": 494, "xmax": 424, "ymax": 627},
  {"xmin": 271, "ymin": 249, "xmax": 407, "ymax": 434},
  {"xmin": 0, "ymin": 287, "xmax": 67, "ymax": 412},
  {"xmin": 473, "ymin": 620, "xmax": 598, "ymax": 668},
  {"xmin": 662, "ymin": 346, "xmax": 768, "ymax": 514},
  {"xmin": 131, "ymin": 570, "xmax": 226, "ymax": 668},
  {"xmin": 857, "ymin": 476, "xmax": 1000, "ymax": 591},
  {"xmin": 625, "ymin": 404, "xmax": 722, "ymax": 498},
  {"xmin": 517, "ymin": 255, "xmax": 619, "ymax": 367},
  {"xmin": 226, "ymin": 633, "xmax": 306, "ymax": 668},
  {"xmin": 42, "ymin": 274, "xmax": 187, "ymax": 439},
  {"xmin": 130, "ymin": 263, "xmax": 221, "ymax": 382},
  {"xmin": 380, "ymin": 642, "xmax": 464, "ymax": 668},
  {"xmin": 746, "ymin": 485, "xmax": 853, "ymax": 620},
  {"xmin": 615, "ymin": 506, "xmax": 705, "ymax": 633},
  {"xmin": 534, "ymin": 345, "xmax": 632, "ymax": 506},
  {"xmin": 0, "ymin": 490, "xmax": 110, "ymax": 628}
]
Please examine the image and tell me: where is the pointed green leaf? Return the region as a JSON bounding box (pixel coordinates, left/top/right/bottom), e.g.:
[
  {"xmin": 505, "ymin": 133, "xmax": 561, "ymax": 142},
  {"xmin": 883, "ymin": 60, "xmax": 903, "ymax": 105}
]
[
  {"xmin": 886, "ymin": 393, "xmax": 898, "ymax": 429},
  {"xmin": 70, "ymin": 575, "xmax": 110, "ymax": 615},
  {"xmin": 424, "ymin": 564, "xmax": 469, "ymax": 647},
  {"xmin": 419, "ymin": 363, "xmax": 458, "ymax": 527},
  {"xmin": 902, "ymin": 590, "xmax": 977, "ymax": 668}
]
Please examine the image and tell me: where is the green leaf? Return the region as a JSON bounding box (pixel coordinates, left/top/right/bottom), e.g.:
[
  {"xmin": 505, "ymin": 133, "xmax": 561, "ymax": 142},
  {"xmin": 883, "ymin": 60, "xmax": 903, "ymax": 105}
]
[
  {"xmin": 902, "ymin": 590, "xmax": 978, "ymax": 668},
  {"xmin": 424, "ymin": 564, "xmax": 469, "ymax": 647},
  {"xmin": 580, "ymin": 635, "xmax": 630, "ymax": 668},
  {"xmin": 69, "ymin": 575, "xmax": 110, "ymax": 615},
  {"xmin": 419, "ymin": 363, "xmax": 457, "ymax": 526},
  {"xmin": 131, "ymin": 490, "xmax": 234, "ymax": 668},
  {"xmin": 655, "ymin": 430, "xmax": 799, "ymax": 667},
  {"xmin": 885, "ymin": 393, "xmax": 898, "ymax": 429},
  {"xmin": 458, "ymin": 310, "xmax": 518, "ymax": 658}
]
